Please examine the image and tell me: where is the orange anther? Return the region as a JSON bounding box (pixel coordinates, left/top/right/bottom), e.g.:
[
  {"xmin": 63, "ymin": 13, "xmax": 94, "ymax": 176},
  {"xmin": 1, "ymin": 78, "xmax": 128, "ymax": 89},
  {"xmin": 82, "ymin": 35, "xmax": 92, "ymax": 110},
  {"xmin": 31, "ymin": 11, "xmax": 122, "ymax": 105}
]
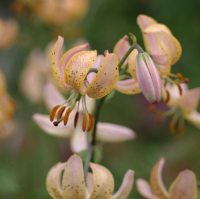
[
  {"xmin": 82, "ymin": 113, "xmax": 87, "ymax": 132},
  {"xmin": 164, "ymin": 89, "xmax": 170, "ymax": 103},
  {"xmin": 74, "ymin": 112, "xmax": 79, "ymax": 128},
  {"xmin": 63, "ymin": 107, "xmax": 72, "ymax": 125},
  {"xmin": 87, "ymin": 114, "xmax": 94, "ymax": 132},
  {"xmin": 50, "ymin": 105, "xmax": 60, "ymax": 122},
  {"xmin": 56, "ymin": 106, "xmax": 66, "ymax": 120}
]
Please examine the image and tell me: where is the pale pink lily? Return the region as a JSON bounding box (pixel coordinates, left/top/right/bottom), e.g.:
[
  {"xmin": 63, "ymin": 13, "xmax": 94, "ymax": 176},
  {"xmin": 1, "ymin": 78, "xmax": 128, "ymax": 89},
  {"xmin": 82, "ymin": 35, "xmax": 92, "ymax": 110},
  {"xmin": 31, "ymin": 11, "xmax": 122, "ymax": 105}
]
[
  {"xmin": 0, "ymin": 18, "xmax": 19, "ymax": 49},
  {"xmin": 49, "ymin": 36, "xmax": 119, "ymax": 130},
  {"xmin": 113, "ymin": 35, "xmax": 162, "ymax": 103},
  {"xmin": 33, "ymin": 83, "xmax": 135, "ymax": 153},
  {"xmin": 137, "ymin": 157, "xmax": 198, "ymax": 199},
  {"xmin": 137, "ymin": 14, "xmax": 182, "ymax": 76},
  {"xmin": 165, "ymin": 83, "xmax": 200, "ymax": 129},
  {"xmin": 47, "ymin": 154, "xmax": 134, "ymax": 199}
]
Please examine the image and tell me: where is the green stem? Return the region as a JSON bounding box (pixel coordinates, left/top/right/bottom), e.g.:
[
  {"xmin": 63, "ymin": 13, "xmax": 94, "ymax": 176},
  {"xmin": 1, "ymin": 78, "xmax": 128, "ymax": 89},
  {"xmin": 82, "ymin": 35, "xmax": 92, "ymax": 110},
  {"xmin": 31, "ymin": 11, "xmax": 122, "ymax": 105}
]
[{"xmin": 84, "ymin": 97, "xmax": 106, "ymax": 174}]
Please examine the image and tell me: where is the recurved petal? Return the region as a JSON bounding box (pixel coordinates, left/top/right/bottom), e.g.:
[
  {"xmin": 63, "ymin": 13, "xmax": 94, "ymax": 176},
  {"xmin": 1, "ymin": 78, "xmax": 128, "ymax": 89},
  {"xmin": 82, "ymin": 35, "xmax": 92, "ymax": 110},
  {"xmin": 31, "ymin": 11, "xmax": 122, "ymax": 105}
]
[
  {"xmin": 65, "ymin": 50, "xmax": 97, "ymax": 93},
  {"xmin": 169, "ymin": 170, "xmax": 197, "ymax": 199},
  {"xmin": 33, "ymin": 114, "xmax": 73, "ymax": 138},
  {"xmin": 115, "ymin": 79, "xmax": 141, "ymax": 95},
  {"xmin": 89, "ymin": 163, "xmax": 114, "ymax": 199},
  {"xmin": 111, "ymin": 170, "xmax": 134, "ymax": 199},
  {"xmin": 150, "ymin": 158, "xmax": 169, "ymax": 199},
  {"xmin": 96, "ymin": 122, "xmax": 135, "ymax": 142},
  {"xmin": 43, "ymin": 82, "xmax": 66, "ymax": 110},
  {"xmin": 137, "ymin": 179, "xmax": 159, "ymax": 199},
  {"xmin": 113, "ymin": 35, "xmax": 130, "ymax": 66},
  {"xmin": 46, "ymin": 162, "xmax": 66, "ymax": 199},
  {"xmin": 137, "ymin": 15, "xmax": 157, "ymax": 30},
  {"xmin": 175, "ymin": 88, "xmax": 200, "ymax": 114},
  {"xmin": 128, "ymin": 49, "xmax": 138, "ymax": 80},
  {"xmin": 185, "ymin": 111, "xmax": 200, "ymax": 129},
  {"xmin": 70, "ymin": 129, "xmax": 87, "ymax": 153},
  {"xmin": 62, "ymin": 155, "xmax": 86, "ymax": 199},
  {"xmin": 86, "ymin": 53, "xmax": 119, "ymax": 99}
]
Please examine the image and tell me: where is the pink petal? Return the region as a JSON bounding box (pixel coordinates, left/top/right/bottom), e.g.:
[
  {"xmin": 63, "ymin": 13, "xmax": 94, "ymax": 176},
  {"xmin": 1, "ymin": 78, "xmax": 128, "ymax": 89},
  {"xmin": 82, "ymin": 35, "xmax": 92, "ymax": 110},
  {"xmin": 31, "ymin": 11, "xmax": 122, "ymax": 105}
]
[
  {"xmin": 185, "ymin": 111, "xmax": 200, "ymax": 129},
  {"xmin": 96, "ymin": 122, "xmax": 136, "ymax": 142}
]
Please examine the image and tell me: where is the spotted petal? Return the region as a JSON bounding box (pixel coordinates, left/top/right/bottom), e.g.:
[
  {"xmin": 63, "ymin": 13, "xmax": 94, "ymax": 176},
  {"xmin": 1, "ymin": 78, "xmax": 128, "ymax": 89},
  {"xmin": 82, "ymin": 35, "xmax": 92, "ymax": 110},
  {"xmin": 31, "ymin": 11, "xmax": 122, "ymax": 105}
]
[
  {"xmin": 115, "ymin": 79, "xmax": 141, "ymax": 95},
  {"xmin": 89, "ymin": 163, "xmax": 114, "ymax": 199},
  {"xmin": 33, "ymin": 114, "xmax": 74, "ymax": 138},
  {"xmin": 111, "ymin": 170, "xmax": 134, "ymax": 199},
  {"xmin": 137, "ymin": 179, "xmax": 159, "ymax": 199},
  {"xmin": 86, "ymin": 53, "xmax": 119, "ymax": 99},
  {"xmin": 169, "ymin": 170, "xmax": 197, "ymax": 199},
  {"xmin": 62, "ymin": 155, "xmax": 86, "ymax": 199},
  {"xmin": 64, "ymin": 50, "xmax": 97, "ymax": 93},
  {"xmin": 150, "ymin": 158, "xmax": 169, "ymax": 199},
  {"xmin": 96, "ymin": 122, "xmax": 136, "ymax": 142},
  {"xmin": 46, "ymin": 162, "xmax": 66, "ymax": 199}
]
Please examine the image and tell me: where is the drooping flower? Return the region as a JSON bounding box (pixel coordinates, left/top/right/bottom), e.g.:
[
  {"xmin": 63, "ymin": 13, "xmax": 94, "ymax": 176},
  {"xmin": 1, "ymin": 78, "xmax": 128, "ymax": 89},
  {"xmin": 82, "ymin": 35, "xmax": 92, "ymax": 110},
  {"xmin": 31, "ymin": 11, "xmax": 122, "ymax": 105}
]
[
  {"xmin": 113, "ymin": 36, "xmax": 162, "ymax": 103},
  {"xmin": 137, "ymin": 14, "xmax": 182, "ymax": 76},
  {"xmin": 20, "ymin": 47, "xmax": 51, "ymax": 103},
  {"xmin": 47, "ymin": 154, "xmax": 134, "ymax": 199},
  {"xmin": 33, "ymin": 83, "xmax": 135, "ymax": 153},
  {"xmin": 137, "ymin": 157, "xmax": 198, "ymax": 199},
  {"xmin": 164, "ymin": 83, "xmax": 200, "ymax": 132},
  {"xmin": 49, "ymin": 36, "xmax": 119, "ymax": 131},
  {"xmin": 0, "ymin": 18, "xmax": 19, "ymax": 49},
  {"xmin": 35, "ymin": 0, "xmax": 89, "ymax": 25},
  {"xmin": 0, "ymin": 70, "xmax": 16, "ymax": 139}
]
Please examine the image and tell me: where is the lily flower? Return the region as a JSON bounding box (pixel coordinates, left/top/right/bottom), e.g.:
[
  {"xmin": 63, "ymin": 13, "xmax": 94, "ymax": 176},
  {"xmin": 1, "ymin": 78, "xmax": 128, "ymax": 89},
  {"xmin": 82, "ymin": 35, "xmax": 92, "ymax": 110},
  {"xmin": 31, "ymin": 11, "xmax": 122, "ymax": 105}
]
[
  {"xmin": 137, "ymin": 157, "xmax": 198, "ymax": 199},
  {"xmin": 33, "ymin": 83, "xmax": 135, "ymax": 153},
  {"xmin": 137, "ymin": 14, "xmax": 182, "ymax": 76},
  {"xmin": 113, "ymin": 36, "xmax": 162, "ymax": 103},
  {"xmin": 165, "ymin": 83, "xmax": 200, "ymax": 131},
  {"xmin": 47, "ymin": 154, "xmax": 134, "ymax": 199},
  {"xmin": 35, "ymin": 0, "xmax": 89, "ymax": 25},
  {"xmin": 0, "ymin": 18, "xmax": 19, "ymax": 49},
  {"xmin": 50, "ymin": 36, "xmax": 119, "ymax": 131},
  {"xmin": 0, "ymin": 70, "xmax": 16, "ymax": 139},
  {"xmin": 20, "ymin": 47, "xmax": 51, "ymax": 103}
]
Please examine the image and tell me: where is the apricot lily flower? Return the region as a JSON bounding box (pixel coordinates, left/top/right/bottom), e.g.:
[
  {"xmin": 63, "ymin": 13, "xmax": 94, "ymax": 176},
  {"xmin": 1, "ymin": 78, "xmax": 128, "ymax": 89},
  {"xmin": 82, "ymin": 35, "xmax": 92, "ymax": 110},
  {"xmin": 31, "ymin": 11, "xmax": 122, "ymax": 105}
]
[
  {"xmin": 137, "ymin": 14, "xmax": 182, "ymax": 76},
  {"xmin": 50, "ymin": 36, "xmax": 119, "ymax": 131},
  {"xmin": 47, "ymin": 154, "xmax": 134, "ymax": 199},
  {"xmin": 165, "ymin": 83, "xmax": 200, "ymax": 130},
  {"xmin": 137, "ymin": 157, "xmax": 198, "ymax": 199},
  {"xmin": 33, "ymin": 83, "xmax": 135, "ymax": 153}
]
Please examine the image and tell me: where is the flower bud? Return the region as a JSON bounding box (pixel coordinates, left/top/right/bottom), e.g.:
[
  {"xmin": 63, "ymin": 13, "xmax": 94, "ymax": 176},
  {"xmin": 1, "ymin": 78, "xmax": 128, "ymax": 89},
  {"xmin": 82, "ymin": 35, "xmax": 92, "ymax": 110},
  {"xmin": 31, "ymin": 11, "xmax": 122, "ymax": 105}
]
[{"xmin": 136, "ymin": 52, "xmax": 162, "ymax": 103}]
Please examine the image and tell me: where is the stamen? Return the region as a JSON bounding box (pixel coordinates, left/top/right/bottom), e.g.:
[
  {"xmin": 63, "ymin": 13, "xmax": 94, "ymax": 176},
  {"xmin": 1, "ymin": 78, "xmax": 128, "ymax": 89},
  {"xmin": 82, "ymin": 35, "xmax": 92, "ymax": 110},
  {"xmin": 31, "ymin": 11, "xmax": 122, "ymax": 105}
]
[
  {"xmin": 87, "ymin": 114, "xmax": 94, "ymax": 132},
  {"xmin": 184, "ymin": 77, "xmax": 190, "ymax": 84},
  {"xmin": 176, "ymin": 83, "xmax": 182, "ymax": 96},
  {"xmin": 82, "ymin": 113, "xmax": 88, "ymax": 132},
  {"xmin": 164, "ymin": 89, "xmax": 170, "ymax": 103},
  {"xmin": 50, "ymin": 105, "xmax": 60, "ymax": 122},
  {"xmin": 53, "ymin": 120, "xmax": 61, "ymax": 127},
  {"xmin": 63, "ymin": 107, "xmax": 72, "ymax": 125},
  {"xmin": 74, "ymin": 111, "xmax": 79, "ymax": 128},
  {"xmin": 56, "ymin": 106, "xmax": 66, "ymax": 120},
  {"xmin": 176, "ymin": 73, "xmax": 183, "ymax": 80}
]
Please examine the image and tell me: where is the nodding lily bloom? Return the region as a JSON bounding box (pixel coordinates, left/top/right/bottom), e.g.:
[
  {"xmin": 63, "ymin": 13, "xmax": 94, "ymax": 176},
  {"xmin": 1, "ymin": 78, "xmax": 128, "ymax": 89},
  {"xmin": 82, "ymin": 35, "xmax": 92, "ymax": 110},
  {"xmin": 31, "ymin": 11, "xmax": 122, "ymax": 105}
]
[
  {"xmin": 164, "ymin": 83, "xmax": 200, "ymax": 132},
  {"xmin": 33, "ymin": 83, "xmax": 135, "ymax": 153},
  {"xmin": 0, "ymin": 18, "xmax": 19, "ymax": 49},
  {"xmin": 137, "ymin": 157, "xmax": 198, "ymax": 199},
  {"xmin": 50, "ymin": 36, "xmax": 119, "ymax": 131},
  {"xmin": 20, "ymin": 47, "xmax": 51, "ymax": 103},
  {"xmin": 0, "ymin": 70, "xmax": 16, "ymax": 139},
  {"xmin": 35, "ymin": 0, "xmax": 89, "ymax": 25},
  {"xmin": 46, "ymin": 154, "xmax": 134, "ymax": 199},
  {"xmin": 137, "ymin": 14, "xmax": 182, "ymax": 76}
]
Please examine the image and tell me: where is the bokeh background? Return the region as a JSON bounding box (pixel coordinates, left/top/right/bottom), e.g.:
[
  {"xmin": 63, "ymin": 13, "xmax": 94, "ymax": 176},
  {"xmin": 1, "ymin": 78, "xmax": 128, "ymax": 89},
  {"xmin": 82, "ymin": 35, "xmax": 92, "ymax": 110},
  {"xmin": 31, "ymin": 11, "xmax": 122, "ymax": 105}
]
[{"xmin": 0, "ymin": 0, "xmax": 200, "ymax": 198}]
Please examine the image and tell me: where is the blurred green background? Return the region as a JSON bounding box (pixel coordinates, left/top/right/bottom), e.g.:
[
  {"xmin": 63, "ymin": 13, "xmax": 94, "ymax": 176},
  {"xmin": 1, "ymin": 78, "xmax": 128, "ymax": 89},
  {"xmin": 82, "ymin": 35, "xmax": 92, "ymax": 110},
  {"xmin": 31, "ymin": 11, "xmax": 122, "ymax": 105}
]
[{"xmin": 0, "ymin": 0, "xmax": 200, "ymax": 198}]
